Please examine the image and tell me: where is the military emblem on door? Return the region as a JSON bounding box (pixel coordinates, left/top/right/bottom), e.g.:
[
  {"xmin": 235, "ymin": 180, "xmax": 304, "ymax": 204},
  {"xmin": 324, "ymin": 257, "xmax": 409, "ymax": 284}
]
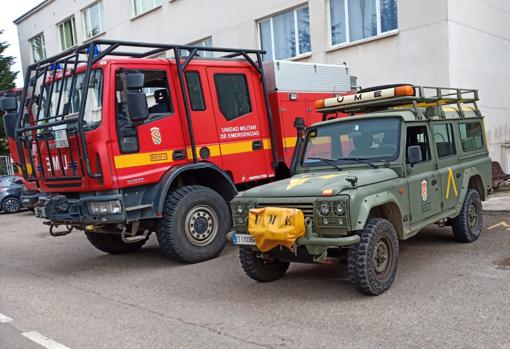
[
  {"xmin": 151, "ymin": 127, "xmax": 162, "ymax": 145},
  {"xmin": 421, "ymin": 179, "xmax": 428, "ymax": 201}
]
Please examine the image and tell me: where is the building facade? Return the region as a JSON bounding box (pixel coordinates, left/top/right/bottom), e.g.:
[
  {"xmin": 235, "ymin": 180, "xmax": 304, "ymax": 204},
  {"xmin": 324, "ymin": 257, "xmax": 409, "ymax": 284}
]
[{"xmin": 14, "ymin": 0, "xmax": 510, "ymax": 168}]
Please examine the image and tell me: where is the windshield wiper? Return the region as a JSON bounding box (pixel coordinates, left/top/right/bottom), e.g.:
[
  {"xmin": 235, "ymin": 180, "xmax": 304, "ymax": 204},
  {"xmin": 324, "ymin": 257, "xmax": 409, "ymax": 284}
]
[
  {"xmin": 339, "ymin": 157, "xmax": 379, "ymax": 169},
  {"xmin": 306, "ymin": 157, "xmax": 343, "ymax": 171}
]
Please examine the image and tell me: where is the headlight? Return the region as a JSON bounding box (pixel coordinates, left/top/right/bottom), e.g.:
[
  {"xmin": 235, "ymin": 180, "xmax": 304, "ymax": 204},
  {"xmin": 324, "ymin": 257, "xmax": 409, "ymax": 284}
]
[
  {"xmin": 235, "ymin": 203, "xmax": 244, "ymax": 215},
  {"xmin": 334, "ymin": 201, "xmax": 345, "ymax": 215},
  {"xmin": 89, "ymin": 200, "xmax": 122, "ymax": 215},
  {"xmin": 318, "ymin": 201, "xmax": 330, "ymax": 216}
]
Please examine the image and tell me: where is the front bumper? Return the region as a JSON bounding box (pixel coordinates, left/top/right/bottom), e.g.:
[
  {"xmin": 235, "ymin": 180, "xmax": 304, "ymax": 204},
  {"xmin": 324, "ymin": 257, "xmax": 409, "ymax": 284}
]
[
  {"xmin": 35, "ymin": 194, "xmax": 126, "ymax": 226},
  {"xmin": 21, "ymin": 191, "xmax": 42, "ymax": 209}
]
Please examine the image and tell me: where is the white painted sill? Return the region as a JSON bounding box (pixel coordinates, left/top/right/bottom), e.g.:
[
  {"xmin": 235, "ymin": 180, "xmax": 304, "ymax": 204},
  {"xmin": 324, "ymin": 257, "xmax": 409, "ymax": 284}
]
[
  {"xmin": 83, "ymin": 31, "xmax": 106, "ymax": 43},
  {"xmin": 326, "ymin": 30, "xmax": 399, "ymax": 53},
  {"xmin": 131, "ymin": 5, "xmax": 163, "ymax": 21}
]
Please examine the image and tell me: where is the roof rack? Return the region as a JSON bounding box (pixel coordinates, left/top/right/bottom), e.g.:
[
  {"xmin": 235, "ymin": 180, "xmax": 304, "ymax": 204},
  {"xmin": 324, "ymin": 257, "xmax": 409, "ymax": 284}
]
[{"xmin": 315, "ymin": 85, "xmax": 481, "ymax": 119}]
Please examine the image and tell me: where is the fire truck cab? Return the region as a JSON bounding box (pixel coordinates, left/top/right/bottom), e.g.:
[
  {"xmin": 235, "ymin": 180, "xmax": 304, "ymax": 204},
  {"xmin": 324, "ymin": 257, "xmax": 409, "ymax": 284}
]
[{"xmin": 2, "ymin": 40, "xmax": 353, "ymax": 262}]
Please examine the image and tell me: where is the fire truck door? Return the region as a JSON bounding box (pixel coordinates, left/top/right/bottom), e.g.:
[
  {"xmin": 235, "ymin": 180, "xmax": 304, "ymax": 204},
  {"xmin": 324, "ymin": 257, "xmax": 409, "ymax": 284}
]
[{"xmin": 206, "ymin": 67, "xmax": 273, "ymax": 184}]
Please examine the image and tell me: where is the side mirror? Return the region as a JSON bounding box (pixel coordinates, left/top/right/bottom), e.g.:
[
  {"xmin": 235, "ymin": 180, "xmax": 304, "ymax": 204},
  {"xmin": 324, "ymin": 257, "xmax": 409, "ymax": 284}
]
[
  {"xmin": 0, "ymin": 97, "xmax": 17, "ymax": 113},
  {"xmin": 407, "ymin": 145, "xmax": 423, "ymax": 166},
  {"xmin": 125, "ymin": 91, "xmax": 149, "ymax": 123}
]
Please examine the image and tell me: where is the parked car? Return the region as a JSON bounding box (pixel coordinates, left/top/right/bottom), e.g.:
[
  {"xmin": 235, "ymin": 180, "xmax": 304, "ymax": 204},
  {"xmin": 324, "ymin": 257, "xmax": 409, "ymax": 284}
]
[{"xmin": 0, "ymin": 176, "xmax": 24, "ymax": 213}]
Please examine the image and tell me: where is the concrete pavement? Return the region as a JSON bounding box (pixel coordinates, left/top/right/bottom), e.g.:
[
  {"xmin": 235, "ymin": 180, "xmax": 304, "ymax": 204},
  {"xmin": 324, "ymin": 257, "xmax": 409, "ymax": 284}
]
[
  {"xmin": 0, "ymin": 211, "xmax": 509, "ymax": 349},
  {"xmin": 483, "ymin": 186, "xmax": 510, "ymax": 212}
]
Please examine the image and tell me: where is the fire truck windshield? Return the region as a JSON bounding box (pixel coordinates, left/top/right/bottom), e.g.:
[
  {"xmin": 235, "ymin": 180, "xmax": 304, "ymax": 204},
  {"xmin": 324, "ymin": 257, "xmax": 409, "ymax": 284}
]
[
  {"xmin": 302, "ymin": 117, "xmax": 401, "ymax": 168},
  {"xmin": 37, "ymin": 70, "xmax": 103, "ymax": 130}
]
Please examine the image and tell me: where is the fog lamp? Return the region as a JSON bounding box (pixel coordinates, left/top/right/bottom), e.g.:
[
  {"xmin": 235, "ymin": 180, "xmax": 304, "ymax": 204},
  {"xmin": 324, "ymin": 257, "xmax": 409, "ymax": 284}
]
[{"xmin": 89, "ymin": 200, "xmax": 122, "ymax": 215}]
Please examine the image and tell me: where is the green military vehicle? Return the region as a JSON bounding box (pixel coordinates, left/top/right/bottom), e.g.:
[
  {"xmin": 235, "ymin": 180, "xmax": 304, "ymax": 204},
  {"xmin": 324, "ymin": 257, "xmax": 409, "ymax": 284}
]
[{"xmin": 228, "ymin": 85, "xmax": 492, "ymax": 296}]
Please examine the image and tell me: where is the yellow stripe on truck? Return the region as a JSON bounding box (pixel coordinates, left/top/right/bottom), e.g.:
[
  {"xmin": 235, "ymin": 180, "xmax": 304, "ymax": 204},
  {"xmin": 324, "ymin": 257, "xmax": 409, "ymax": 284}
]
[{"xmin": 114, "ymin": 138, "xmax": 272, "ymax": 169}]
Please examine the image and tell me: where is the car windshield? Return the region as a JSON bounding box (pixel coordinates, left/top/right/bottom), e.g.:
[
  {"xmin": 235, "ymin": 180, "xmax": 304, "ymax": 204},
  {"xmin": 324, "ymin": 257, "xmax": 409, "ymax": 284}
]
[
  {"xmin": 0, "ymin": 177, "xmax": 14, "ymax": 187},
  {"xmin": 302, "ymin": 117, "xmax": 401, "ymax": 168}
]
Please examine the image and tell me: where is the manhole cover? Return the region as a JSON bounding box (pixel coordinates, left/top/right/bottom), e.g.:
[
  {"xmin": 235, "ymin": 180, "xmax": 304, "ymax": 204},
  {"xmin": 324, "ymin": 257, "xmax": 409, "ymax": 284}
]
[{"xmin": 496, "ymin": 257, "xmax": 510, "ymax": 269}]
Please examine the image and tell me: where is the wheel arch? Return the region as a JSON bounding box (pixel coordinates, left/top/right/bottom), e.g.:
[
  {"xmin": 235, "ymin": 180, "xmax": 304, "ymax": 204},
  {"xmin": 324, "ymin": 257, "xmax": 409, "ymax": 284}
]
[
  {"xmin": 467, "ymin": 174, "xmax": 486, "ymax": 201},
  {"xmin": 154, "ymin": 162, "xmax": 237, "ymax": 215},
  {"xmin": 353, "ymin": 192, "xmax": 405, "ymax": 240}
]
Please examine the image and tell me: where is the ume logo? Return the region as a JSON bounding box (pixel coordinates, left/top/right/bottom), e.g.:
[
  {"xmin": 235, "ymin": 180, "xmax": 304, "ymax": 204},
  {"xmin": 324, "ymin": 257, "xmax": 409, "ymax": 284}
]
[{"xmin": 45, "ymin": 156, "xmax": 69, "ymax": 172}]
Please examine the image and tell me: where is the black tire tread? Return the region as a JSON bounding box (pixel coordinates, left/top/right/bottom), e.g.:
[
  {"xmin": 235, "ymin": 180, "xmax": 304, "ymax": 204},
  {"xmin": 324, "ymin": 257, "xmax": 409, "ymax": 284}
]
[
  {"xmin": 348, "ymin": 218, "xmax": 399, "ymax": 296},
  {"xmin": 451, "ymin": 189, "xmax": 483, "ymax": 243},
  {"xmin": 239, "ymin": 246, "xmax": 290, "ymax": 282}
]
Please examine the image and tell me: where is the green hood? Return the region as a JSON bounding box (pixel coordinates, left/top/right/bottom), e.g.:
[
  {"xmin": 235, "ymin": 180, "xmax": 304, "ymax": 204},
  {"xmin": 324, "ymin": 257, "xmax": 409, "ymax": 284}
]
[{"xmin": 241, "ymin": 168, "xmax": 398, "ymax": 198}]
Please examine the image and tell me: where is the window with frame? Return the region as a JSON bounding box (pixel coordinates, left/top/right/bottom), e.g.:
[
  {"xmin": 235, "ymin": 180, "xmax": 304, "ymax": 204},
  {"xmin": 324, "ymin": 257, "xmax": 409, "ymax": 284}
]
[
  {"xmin": 259, "ymin": 5, "xmax": 311, "ymax": 61},
  {"xmin": 329, "ymin": 0, "xmax": 398, "ymax": 47},
  {"xmin": 433, "ymin": 123, "xmax": 456, "ymax": 158},
  {"xmin": 30, "ymin": 33, "xmax": 46, "ymax": 62},
  {"xmin": 185, "ymin": 71, "xmax": 206, "ymax": 111},
  {"xmin": 459, "ymin": 122, "xmax": 484, "ymax": 152},
  {"xmin": 406, "ymin": 126, "xmax": 431, "ymax": 163},
  {"xmin": 133, "ymin": 0, "xmax": 161, "ymax": 17},
  {"xmin": 214, "ymin": 74, "xmax": 252, "ymax": 121},
  {"xmin": 58, "ymin": 17, "xmax": 77, "ymax": 50},
  {"xmin": 116, "ymin": 70, "xmax": 173, "ymax": 118},
  {"xmin": 83, "ymin": 2, "xmax": 104, "ymax": 39},
  {"xmin": 187, "ymin": 37, "xmax": 214, "ymax": 58}
]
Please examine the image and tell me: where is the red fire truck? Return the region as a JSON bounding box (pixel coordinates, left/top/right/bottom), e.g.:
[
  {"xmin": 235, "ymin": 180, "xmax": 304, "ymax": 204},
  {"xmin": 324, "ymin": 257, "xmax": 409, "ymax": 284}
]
[{"xmin": 0, "ymin": 40, "xmax": 353, "ymax": 262}]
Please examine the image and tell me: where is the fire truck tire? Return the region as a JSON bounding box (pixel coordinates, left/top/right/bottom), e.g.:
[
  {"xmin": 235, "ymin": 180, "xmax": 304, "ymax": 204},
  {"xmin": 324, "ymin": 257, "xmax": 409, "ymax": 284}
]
[
  {"xmin": 85, "ymin": 233, "xmax": 147, "ymax": 254},
  {"xmin": 156, "ymin": 185, "xmax": 230, "ymax": 263}
]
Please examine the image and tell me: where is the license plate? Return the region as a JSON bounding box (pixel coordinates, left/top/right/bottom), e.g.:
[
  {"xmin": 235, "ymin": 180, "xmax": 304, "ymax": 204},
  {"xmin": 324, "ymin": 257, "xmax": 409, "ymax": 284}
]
[
  {"xmin": 232, "ymin": 233, "xmax": 256, "ymax": 246},
  {"xmin": 54, "ymin": 129, "xmax": 69, "ymax": 149}
]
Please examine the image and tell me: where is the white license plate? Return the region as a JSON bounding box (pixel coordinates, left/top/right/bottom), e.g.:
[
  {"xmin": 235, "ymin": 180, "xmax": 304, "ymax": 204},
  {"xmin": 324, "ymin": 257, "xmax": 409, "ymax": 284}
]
[
  {"xmin": 54, "ymin": 129, "xmax": 69, "ymax": 149},
  {"xmin": 232, "ymin": 233, "xmax": 256, "ymax": 246}
]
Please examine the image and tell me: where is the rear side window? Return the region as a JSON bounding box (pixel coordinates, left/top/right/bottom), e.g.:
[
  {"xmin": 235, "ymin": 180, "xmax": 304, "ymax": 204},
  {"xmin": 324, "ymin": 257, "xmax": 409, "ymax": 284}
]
[
  {"xmin": 214, "ymin": 74, "xmax": 252, "ymax": 120},
  {"xmin": 406, "ymin": 126, "xmax": 431, "ymax": 163},
  {"xmin": 433, "ymin": 123, "xmax": 456, "ymax": 158},
  {"xmin": 459, "ymin": 122, "xmax": 484, "ymax": 152},
  {"xmin": 185, "ymin": 71, "xmax": 206, "ymax": 111}
]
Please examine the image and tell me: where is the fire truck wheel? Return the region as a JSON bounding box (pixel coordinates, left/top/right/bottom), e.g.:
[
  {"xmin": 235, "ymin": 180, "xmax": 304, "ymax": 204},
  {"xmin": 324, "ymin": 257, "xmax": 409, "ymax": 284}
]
[
  {"xmin": 85, "ymin": 233, "xmax": 147, "ymax": 254},
  {"xmin": 156, "ymin": 185, "xmax": 230, "ymax": 263}
]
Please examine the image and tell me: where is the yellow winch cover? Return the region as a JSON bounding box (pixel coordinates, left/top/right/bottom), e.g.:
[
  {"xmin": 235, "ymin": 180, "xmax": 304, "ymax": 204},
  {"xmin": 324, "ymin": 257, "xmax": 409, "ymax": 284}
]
[{"xmin": 248, "ymin": 207, "xmax": 305, "ymax": 252}]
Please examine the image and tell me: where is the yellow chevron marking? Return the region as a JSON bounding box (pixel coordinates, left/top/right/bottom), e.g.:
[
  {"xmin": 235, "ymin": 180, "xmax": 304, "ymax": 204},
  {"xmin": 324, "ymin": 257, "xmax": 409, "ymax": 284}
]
[{"xmin": 445, "ymin": 167, "xmax": 459, "ymax": 200}]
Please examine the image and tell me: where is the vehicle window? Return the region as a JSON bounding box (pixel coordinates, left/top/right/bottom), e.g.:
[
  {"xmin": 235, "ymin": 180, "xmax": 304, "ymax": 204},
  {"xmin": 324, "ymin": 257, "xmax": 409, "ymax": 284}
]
[
  {"xmin": 406, "ymin": 126, "xmax": 431, "ymax": 163},
  {"xmin": 433, "ymin": 123, "xmax": 456, "ymax": 158},
  {"xmin": 214, "ymin": 74, "xmax": 252, "ymax": 121},
  {"xmin": 185, "ymin": 71, "xmax": 205, "ymax": 111},
  {"xmin": 115, "ymin": 70, "xmax": 173, "ymax": 118},
  {"xmin": 303, "ymin": 118, "xmax": 401, "ymax": 167},
  {"xmin": 459, "ymin": 122, "xmax": 484, "ymax": 152},
  {"xmin": 15, "ymin": 179, "xmax": 23, "ymax": 185}
]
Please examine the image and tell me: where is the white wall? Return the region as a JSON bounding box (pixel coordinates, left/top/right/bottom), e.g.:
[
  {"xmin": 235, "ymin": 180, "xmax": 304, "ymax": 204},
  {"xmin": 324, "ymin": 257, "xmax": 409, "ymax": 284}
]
[{"xmin": 448, "ymin": 0, "xmax": 510, "ymax": 170}]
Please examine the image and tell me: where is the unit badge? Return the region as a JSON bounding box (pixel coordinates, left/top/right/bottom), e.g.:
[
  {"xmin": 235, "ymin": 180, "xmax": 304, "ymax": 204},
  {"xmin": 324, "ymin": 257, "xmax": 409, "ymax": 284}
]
[
  {"xmin": 421, "ymin": 179, "xmax": 428, "ymax": 201},
  {"xmin": 151, "ymin": 127, "xmax": 162, "ymax": 145}
]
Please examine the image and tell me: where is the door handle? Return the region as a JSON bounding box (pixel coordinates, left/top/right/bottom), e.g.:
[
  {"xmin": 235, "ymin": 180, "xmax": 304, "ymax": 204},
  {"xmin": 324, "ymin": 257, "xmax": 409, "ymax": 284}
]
[
  {"xmin": 172, "ymin": 150, "xmax": 185, "ymax": 160},
  {"xmin": 431, "ymin": 179, "xmax": 438, "ymax": 186},
  {"xmin": 252, "ymin": 140, "xmax": 263, "ymax": 150}
]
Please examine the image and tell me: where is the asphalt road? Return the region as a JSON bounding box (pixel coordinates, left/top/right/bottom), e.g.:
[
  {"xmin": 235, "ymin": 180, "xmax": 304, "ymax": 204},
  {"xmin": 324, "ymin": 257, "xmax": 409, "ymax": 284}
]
[{"xmin": 0, "ymin": 211, "xmax": 509, "ymax": 349}]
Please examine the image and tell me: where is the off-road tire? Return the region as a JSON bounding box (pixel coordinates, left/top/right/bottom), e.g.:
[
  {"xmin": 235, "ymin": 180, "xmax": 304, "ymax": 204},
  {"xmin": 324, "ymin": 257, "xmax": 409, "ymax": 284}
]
[
  {"xmin": 239, "ymin": 246, "xmax": 290, "ymax": 282},
  {"xmin": 2, "ymin": 196, "xmax": 22, "ymax": 214},
  {"xmin": 85, "ymin": 233, "xmax": 147, "ymax": 254},
  {"xmin": 348, "ymin": 218, "xmax": 399, "ymax": 296},
  {"xmin": 451, "ymin": 189, "xmax": 483, "ymax": 243},
  {"xmin": 156, "ymin": 185, "xmax": 231, "ymax": 263}
]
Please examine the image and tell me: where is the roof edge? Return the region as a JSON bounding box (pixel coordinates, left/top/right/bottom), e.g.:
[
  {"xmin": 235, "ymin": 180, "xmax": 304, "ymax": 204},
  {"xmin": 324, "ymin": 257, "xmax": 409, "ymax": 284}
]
[{"xmin": 13, "ymin": 0, "xmax": 54, "ymax": 25}]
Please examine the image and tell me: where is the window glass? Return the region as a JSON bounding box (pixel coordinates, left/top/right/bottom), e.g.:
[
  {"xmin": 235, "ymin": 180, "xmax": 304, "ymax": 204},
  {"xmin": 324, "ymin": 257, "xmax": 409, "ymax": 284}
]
[
  {"xmin": 180, "ymin": 37, "xmax": 214, "ymax": 58},
  {"xmin": 84, "ymin": 2, "xmax": 104, "ymax": 39},
  {"xmin": 259, "ymin": 6, "xmax": 311, "ymax": 61},
  {"xmin": 303, "ymin": 118, "xmax": 401, "ymax": 167},
  {"xmin": 115, "ymin": 70, "xmax": 173, "ymax": 118},
  {"xmin": 459, "ymin": 122, "xmax": 484, "ymax": 152},
  {"xmin": 214, "ymin": 74, "xmax": 252, "ymax": 121},
  {"xmin": 406, "ymin": 126, "xmax": 431, "ymax": 163},
  {"xmin": 433, "ymin": 123, "xmax": 456, "ymax": 158},
  {"xmin": 185, "ymin": 71, "xmax": 205, "ymax": 111},
  {"xmin": 133, "ymin": 0, "xmax": 161, "ymax": 16},
  {"xmin": 58, "ymin": 17, "xmax": 77, "ymax": 50},
  {"xmin": 330, "ymin": 0, "xmax": 398, "ymax": 46},
  {"xmin": 30, "ymin": 34, "xmax": 46, "ymax": 62}
]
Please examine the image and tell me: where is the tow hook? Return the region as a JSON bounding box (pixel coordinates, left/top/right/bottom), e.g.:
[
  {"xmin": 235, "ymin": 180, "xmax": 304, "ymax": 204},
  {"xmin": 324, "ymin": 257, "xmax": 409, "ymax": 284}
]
[{"xmin": 44, "ymin": 221, "xmax": 74, "ymax": 237}]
